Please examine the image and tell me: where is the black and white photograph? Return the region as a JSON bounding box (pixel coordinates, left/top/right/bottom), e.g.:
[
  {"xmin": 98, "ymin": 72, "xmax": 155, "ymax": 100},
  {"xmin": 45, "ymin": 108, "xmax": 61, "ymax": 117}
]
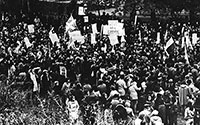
[{"xmin": 1, "ymin": 0, "xmax": 200, "ymax": 124}]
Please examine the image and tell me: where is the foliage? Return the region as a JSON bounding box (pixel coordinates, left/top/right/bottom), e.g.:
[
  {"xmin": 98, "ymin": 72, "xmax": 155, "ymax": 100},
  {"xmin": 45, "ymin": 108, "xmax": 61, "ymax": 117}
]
[{"xmin": 0, "ymin": 79, "xmax": 70, "ymax": 125}]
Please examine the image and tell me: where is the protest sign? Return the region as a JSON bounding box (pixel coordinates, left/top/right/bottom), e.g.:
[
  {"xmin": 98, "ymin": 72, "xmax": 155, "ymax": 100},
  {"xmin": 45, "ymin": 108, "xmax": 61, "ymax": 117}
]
[
  {"xmin": 92, "ymin": 23, "xmax": 98, "ymax": 34},
  {"xmin": 109, "ymin": 35, "xmax": 119, "ymax": 46},
  {"xmin": 28, "ymin": 24, "xmax": 35, "ymax": 33},
  {"xmin": 78, "ymin": 6, "xmax": 85, "ymax": 15}
]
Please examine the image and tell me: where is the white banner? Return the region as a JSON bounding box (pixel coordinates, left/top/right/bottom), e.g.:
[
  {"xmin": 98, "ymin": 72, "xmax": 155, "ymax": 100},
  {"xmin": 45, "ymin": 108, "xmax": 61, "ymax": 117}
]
[
  {"xmin": 192, "ymin": 33, "xmax": 198, "ymax": 45},
  {"xmin": 92, "ymin": 23, "xmax": 98, "ymax": 34},
  {"xmin": 156, "ymin": 32, "xmax": 161, "ymax": 44},
  {"xmin": 28, "ymin": 24, "xmax": 35, "ymax": 33},
  {"xmin": 49, "ymin": 32, "xmax": 59, "ymax": 45},
  {"xmin": 108, "ymin": 20, "xmax": 119, "ymax": 26},
  {"xmin": 109, "ymin": 35, "xmax": 119, "ymax": 46},
  {"xmin": 69, "ymin": 30, "xmax": 85, "ymax": 44},
  {"xmin": 91, "ymin": 33, "xmax": 96, "ymax": 44},
  {"xmin": 108, "ymin": 25, "xmax": 119, "ymax": 36},
  {"xmin": 78, "ymin": 6, "xmax": 85, "ymax": 15},
  {"xmin": 103, "ymin": 25, "xmax": 109, "ymax": 35},
  {"xmin": 60, "ymin": 66, "xmax": 67, "ymax": 78},
  {"xmin": 24, "ymin": 37, "xmax": 32, "ymax": 48},
  {"xmin": 84, "ymin": 16, "xmax": 89, "ymax": 23}
]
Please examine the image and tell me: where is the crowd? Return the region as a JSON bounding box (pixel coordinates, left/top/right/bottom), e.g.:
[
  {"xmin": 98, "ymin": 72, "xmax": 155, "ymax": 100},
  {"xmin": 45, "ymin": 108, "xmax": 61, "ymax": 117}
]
[{"xmin": 1, "ymin": 10, "xmax": 200, "ymax": 125}]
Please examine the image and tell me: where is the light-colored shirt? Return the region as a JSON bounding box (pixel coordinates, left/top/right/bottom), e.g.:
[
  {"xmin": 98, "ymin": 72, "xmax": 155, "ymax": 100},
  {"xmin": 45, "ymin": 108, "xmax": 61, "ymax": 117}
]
[{"xmin": 116, "ymin": 79, "xmax": 127, "ymax": 96}]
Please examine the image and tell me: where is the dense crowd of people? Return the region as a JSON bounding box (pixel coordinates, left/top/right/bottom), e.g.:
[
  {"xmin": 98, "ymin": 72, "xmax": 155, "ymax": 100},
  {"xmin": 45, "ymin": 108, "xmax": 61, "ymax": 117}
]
[{"xmin": 1, "ymin": 10, "xmax": 200, "ymax": 125}]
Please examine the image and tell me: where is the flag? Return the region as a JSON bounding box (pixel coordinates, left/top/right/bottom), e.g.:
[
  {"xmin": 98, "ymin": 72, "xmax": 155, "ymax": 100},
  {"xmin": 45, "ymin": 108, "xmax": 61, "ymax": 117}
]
[
  {"xmin": 65, "ymin": 15, "xmax": 78, "ymax": 32},
  {"xmin": 134, "ymin": 15, "xmax": 138, "ymax": 26},
  {"xmin": 164, "ymin": 37, "xmax": 174, "ymax": 56},
  {"xmin": 156, "ymin": 32, "xmax": 161, "ymax": 44},
  {"xmin": 184, "ymin": 42, "xmax": 190, "ymax": 64}
]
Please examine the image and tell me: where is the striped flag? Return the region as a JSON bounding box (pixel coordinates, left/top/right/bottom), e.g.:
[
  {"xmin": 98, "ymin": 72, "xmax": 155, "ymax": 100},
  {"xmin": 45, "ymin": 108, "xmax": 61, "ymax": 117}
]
[{"xmin": 164, "ymin": 37, "xmax": 174, "ymax": 56}]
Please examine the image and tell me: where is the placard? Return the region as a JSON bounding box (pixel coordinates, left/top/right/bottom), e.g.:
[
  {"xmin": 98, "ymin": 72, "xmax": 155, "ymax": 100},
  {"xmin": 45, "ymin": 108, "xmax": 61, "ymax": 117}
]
[
  {"xmin": 49, "ymin": 32, "xmax": 59, "ymax": 45},
  {"xmin": 108, "ymin": 20, "xmax": 119, "ymax": 26},
  {"xmin": 84, "ymin": 16, "xmax": 89, "ymax": 23},
  {"xmin": 92, "ymin": 23, "xmax": 98, "ymax": 34},
  {"xmin": 69, "ymin": 30, "xmax": 85, "ymax": 44},
  {"xmin": 28, "ymin": 24, "xmax": 35, "ymax": 33},
  {"xmin": 78, "ymin": 6, "xmax": 85, "ymax": 15},
  {"xmin": 109, "ymin": 35, "xmax": 119, "ymax": 46}
]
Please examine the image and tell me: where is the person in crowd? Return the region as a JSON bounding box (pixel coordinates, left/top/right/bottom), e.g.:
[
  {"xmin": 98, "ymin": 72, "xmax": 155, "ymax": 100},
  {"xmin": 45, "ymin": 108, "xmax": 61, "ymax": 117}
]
[
  {"xmin": 127, "ymin": 75, "xmax": 141, "ymax": 114},
  {"xmin": 150, "ymin": 110, "xmax": 163, "ymax": 125},
  {"xmin": 178, "ymin": 78, "xmax": 190, "ymax": 115},
  {"xmin": 66, "ymin": 95, "xmax": 80, "ymax": 124},
  {"xmin": 116, "ymin": 71, "xmax": 127, "ymax": 98},
  {"xmin": 2, "ymin": 8, "xmax": 200, "ymax": 125},
  {"xmin": 184, "ymin": 102, "xmax": 195, "ymax": 125}
]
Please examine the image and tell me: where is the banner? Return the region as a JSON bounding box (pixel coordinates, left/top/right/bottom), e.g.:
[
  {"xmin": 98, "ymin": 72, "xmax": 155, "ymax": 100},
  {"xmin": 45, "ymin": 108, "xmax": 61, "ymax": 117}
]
[
  {"xmin": 192, "ymin": 33, "xmax": 198, "ymax": 45},
  {"xmin": 24, "ymin": 37, "xmax": 32, "ymax": 48},
  {"xmin": 156, "ymin": 32, "xmax": 161, "ymax": 44},
  {"xmin": 103, "ymin": 25, "xmax": 109, "ymax": 35},
  {"xmin": 91, "ymin": 33, "xmax": 96, "ymax": 44},
  {"xmin": 78, "ymin": 6, "xmax": 85, "ymax": 15},
  {"xmin": 66, "ymin": 15, "xmax": 77, "ymax": 32},
  {"xmin": 60, "ymin": 66, "xmax": 67, "ymax": 78},
  {"xmin": 49, "ymin": 30, "xmax": 59, "ymax": 45},
  {"xmin": 69, "ymin": 30, "xmax": 84, "ymax": 44},
  {"xmin": 84, "ymin": 16, "xmax": 89, "ymax": 23},
  {"xmin": 28, "ymin": 24, "xmax": 35, "ymax": 33},
  {"xmin": 109, "ymin": 35, "xmax": 119, "ymax": 46},
  {"xmin": 92, "ymin": 23, "xmax": 98, "ymax": 34},
  {"xmin": 118, "ymin": 23, "xmax": 125, "ymax": 36},
  {"xmin": 108, "ymin": 25, "xmax": 119, "ymax": 36},
  {"xmin": 108, "ymin": 20, "xmax": 119, "ymax": 26}
]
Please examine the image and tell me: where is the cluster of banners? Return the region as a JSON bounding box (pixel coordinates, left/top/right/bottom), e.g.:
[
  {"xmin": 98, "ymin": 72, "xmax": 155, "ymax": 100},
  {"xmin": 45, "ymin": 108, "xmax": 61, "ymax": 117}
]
[
  {"xmin": 164, "ymin": 27, "xmax": 199, "ymax": 64},
  {"xmin": 91, "ymin": 20, "xmax": 126, "ymax": 46}
]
